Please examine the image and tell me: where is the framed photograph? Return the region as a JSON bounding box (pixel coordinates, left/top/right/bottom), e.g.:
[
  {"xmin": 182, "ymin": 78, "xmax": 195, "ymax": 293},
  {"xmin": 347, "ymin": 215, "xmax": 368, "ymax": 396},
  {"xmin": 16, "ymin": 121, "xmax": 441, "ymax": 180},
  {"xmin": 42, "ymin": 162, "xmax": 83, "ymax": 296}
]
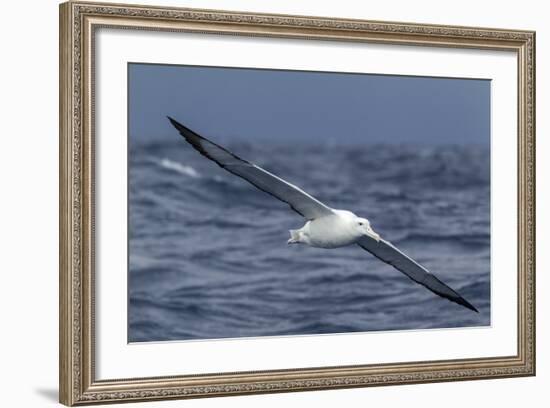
[{"xmin": 59, "ymin": 1, "xmax": 535, "ymax": 405}]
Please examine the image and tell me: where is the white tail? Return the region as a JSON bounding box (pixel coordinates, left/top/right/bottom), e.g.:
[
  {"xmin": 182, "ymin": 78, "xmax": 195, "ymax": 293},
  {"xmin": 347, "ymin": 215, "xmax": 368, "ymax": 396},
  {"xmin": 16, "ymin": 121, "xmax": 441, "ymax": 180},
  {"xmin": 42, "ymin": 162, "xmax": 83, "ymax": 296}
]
[{"xmin": 288, "ymin": 229, "xmax": 301, "ymax": 244}]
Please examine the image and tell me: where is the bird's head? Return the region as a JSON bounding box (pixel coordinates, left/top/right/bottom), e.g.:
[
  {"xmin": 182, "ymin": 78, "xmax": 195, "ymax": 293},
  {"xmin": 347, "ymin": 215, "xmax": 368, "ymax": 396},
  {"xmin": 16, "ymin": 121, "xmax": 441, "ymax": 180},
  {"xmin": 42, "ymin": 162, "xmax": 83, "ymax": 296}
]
[{"xmin": 354, "ymin": 217, "xmax": 380, "ymax": 242}]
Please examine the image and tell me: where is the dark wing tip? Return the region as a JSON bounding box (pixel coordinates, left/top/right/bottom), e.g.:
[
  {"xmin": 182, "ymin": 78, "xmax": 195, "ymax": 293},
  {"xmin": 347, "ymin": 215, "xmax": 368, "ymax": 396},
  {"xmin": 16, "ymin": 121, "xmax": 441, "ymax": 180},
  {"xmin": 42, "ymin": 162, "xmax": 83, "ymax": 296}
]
[
  {"xmin": 167, "ymin": 116, "xmax": 194, "ymax": 138},
  {"xmin": 429, "ymin": 273, "xmax": 479, "ymax": 313},
  {"xmin": 166, "ymin": 115, "xmax": 178, "ymax": 128},
  {"xmin": 455, "ymin": 296, "xmax": 479, "ymax": 313},
  {"xmin": 166, "ymin": 116, "xmax": 211, "ymax": 152},
  {"xmin": 421, "ymin": 273, "xmax": 479, "ymax": 313},
  {"xmin": 166, "ymin": 116, "xmax": 252, "ymax": 167}
]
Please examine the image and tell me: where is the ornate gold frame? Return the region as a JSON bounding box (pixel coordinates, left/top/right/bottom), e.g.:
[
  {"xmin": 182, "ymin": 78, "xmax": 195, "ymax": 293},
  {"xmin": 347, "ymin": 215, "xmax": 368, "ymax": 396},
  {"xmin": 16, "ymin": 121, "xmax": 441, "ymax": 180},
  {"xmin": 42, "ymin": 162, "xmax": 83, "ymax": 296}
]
[{"xmin": 59, "ymin": 1, "xmax": 536, "ymax": 405}]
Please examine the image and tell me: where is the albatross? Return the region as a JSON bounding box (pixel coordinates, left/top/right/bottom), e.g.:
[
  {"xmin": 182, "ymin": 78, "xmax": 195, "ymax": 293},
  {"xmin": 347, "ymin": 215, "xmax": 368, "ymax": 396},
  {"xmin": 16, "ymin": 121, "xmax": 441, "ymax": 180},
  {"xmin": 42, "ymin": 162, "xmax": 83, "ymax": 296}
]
[{"xmin": 167, "ymin": 117, "xmax": 478, "ymax": 313}]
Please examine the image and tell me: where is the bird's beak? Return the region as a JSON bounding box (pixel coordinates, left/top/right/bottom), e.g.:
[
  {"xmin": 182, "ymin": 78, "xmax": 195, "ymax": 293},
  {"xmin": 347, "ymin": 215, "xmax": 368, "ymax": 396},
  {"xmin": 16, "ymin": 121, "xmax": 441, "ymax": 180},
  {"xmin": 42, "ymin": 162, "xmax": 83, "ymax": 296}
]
[{"xmin": 366, "ymin": 228, "xmax": 380, "ymax": 242}]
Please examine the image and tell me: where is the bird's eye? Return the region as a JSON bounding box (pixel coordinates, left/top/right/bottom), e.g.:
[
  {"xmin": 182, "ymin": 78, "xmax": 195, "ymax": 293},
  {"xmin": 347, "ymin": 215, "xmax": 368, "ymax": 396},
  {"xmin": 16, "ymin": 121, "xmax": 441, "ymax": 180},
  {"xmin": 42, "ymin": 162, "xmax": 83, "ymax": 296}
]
[{"xmin": 358, "ymin": 222, "xmax": 363, "ymax": 226}]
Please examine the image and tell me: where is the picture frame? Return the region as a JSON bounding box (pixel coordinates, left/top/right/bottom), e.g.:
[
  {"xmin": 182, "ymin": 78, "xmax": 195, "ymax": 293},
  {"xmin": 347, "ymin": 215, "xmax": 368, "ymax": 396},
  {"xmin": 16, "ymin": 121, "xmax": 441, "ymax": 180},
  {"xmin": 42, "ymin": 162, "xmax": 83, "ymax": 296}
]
[{"xmin": 59, "ymin": 1, "xmax": 536, "ymax": 405}]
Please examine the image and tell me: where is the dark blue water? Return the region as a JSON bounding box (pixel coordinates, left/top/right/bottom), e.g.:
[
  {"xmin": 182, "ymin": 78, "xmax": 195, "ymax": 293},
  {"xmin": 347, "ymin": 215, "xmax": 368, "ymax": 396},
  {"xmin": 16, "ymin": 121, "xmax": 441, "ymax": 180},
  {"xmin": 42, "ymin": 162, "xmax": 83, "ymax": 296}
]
[{"xmin": 128, "ymin": 140, "xmax": 490, "ymax": 342}]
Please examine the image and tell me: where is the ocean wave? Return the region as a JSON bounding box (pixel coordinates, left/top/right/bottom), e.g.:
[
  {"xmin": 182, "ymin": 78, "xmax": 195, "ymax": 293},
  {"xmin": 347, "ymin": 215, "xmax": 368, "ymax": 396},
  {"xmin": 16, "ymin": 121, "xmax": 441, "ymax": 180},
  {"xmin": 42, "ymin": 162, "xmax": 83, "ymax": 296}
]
[
  {"xmin": 159, "ymin": 158, "xmax": 201, "ymax": 178},
  {"xmin": 129, "ymin": 142, "xmax": 491, "ymax": 341}
]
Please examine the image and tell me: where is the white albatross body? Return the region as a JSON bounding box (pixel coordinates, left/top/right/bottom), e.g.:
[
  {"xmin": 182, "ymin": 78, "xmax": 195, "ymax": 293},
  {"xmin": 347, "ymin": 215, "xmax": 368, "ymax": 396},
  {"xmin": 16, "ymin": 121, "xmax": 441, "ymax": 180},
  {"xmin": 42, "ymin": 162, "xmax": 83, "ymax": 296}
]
[
  {"xmin": 167, "ymin": 116, "xmax": 479, "ymax": 313},
  {"xmin": 289, "ymin": 210, "xmax": 379, "ymax": 248}
]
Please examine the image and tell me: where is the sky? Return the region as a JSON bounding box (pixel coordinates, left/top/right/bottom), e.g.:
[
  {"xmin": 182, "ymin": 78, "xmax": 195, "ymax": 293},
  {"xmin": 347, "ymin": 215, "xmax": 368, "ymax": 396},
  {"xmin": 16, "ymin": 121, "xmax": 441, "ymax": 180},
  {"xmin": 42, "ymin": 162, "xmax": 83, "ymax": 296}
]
[{"xmin": 129, "ymin": 63, "xmax": 490, "ymax": 146}]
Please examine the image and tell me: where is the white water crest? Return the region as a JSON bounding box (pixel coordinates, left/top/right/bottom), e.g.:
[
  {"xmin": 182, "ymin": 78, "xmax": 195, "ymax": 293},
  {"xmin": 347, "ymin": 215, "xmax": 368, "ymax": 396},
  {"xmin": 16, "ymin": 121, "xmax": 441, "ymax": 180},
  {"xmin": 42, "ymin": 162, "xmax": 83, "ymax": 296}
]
[{"xmin": 159, "ymin": 158, "xmax": 200, "ymax": 178}]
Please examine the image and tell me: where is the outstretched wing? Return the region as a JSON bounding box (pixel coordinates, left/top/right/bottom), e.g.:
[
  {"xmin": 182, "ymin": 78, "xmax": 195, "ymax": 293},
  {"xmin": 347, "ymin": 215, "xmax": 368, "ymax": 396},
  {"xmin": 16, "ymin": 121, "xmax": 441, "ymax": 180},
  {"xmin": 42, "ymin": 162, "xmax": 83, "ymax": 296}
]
[
  {"xmin": 357, "ymin": 236, "xmax": 478, "ymax": 312},
  {"xmin": 168, "ymin": 117, "xmax": 334, "ymax": 220}
]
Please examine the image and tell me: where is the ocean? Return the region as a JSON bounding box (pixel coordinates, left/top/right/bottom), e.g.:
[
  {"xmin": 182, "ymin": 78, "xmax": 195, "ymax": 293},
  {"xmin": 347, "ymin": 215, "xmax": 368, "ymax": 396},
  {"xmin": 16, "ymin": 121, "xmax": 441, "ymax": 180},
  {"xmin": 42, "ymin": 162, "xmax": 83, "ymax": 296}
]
[{"xmin": 128, "ymin": 140, "xmax": 490, "ymax": 342}]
